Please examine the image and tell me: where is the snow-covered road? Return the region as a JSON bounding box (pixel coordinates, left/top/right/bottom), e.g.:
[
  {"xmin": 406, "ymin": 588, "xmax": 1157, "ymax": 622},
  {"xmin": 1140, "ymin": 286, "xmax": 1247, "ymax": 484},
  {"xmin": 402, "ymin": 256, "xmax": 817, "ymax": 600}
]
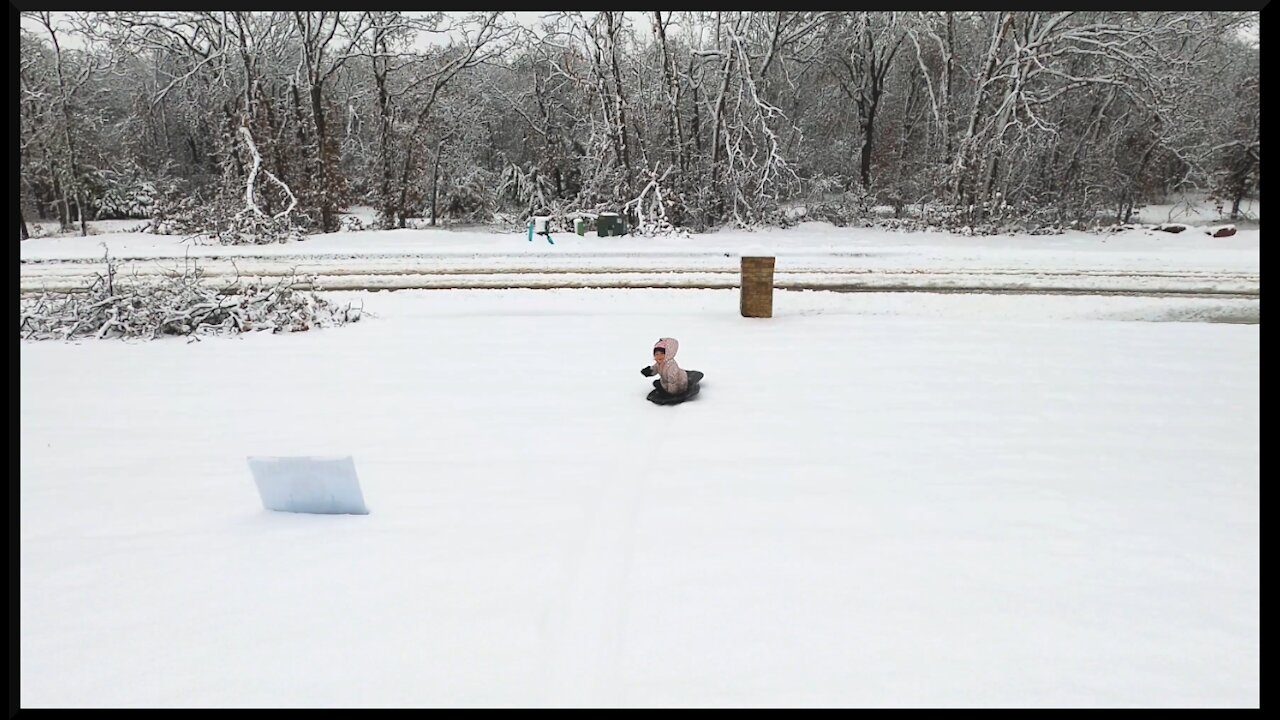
[{"xmin": 18, "ymin": 223, "xmax": 1261, "ymax": 299}]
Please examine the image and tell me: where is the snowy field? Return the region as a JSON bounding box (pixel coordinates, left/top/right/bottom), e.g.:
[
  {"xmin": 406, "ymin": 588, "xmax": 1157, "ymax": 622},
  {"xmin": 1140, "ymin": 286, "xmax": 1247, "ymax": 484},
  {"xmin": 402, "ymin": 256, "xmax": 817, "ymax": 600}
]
[{"xmin": 19, "ymin": 289, "xmax": 1259, "ymax": 707}]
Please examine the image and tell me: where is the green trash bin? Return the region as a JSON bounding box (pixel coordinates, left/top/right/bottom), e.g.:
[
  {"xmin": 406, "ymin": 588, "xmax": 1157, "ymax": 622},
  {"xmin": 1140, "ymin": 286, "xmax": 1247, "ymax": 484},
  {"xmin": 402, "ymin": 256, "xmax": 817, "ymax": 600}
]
[
  {"xmin": 574, "ymin": 217, "xmax": 587, "ymax": 236},
  {"xmin": 597, "ymin": 213, "xmax": 627, "ymax": 237}
]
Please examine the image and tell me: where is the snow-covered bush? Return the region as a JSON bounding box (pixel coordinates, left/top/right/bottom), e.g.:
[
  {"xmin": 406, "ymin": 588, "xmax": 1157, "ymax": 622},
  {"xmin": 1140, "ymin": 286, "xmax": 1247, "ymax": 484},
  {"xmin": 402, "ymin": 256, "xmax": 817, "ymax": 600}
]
[
  {"xmin": 212, "ymin": 211, "xmax": 309, "ymax": 245},
  {"xmin": 20, "ymin": 255, "xmax": 360, "ymax": 340},
  {"xmin": 443, "ymin": 168, "xmax": 499, "ymax": 222},
  {"xmin": 146, "ymin": 193, "xmax": 308, "ymax": 244}
]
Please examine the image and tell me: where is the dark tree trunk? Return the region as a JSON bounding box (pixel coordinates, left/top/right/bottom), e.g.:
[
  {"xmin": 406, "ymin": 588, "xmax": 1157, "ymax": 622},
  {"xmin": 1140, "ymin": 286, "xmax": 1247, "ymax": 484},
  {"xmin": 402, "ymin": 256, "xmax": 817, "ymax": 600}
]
[
  {"xmin": 309, "ymin": 84, "xmax": 335, "ymax": 232},
  {"xmin": 430, "ymin": 138, "xmax": 444, "ymax": 225}
]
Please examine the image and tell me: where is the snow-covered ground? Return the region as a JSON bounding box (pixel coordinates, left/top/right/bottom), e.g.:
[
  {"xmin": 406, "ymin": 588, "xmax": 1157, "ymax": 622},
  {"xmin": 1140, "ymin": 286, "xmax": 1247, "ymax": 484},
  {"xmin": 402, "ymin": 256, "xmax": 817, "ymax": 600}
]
[
  {"xmin": 25, "ymin": 218, "xmax": 150, "ymax": 239},
  {"xmin": 20, "ymin": 289, "xmax": 1260, "ymax": 707},
  {"xmin": 1131, "ymin": 193, "xmax": 1260, "ymax": 226}
]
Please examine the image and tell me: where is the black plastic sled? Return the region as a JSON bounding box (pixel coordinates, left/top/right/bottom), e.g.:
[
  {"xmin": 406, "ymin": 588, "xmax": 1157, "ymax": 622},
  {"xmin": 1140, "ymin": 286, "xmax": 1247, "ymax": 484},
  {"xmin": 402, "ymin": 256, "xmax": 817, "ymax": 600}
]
[{"xmin": 647, "ymin": 370, "xmax": 703, "ymax": 405}]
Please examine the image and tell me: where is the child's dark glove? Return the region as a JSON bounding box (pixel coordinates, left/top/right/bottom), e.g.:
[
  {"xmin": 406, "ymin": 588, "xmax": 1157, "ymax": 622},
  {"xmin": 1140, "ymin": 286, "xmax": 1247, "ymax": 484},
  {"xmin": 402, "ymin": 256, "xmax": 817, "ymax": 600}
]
[{"xmin": 641, "ymin": 366, "xmax": 655, "ymax": 377}]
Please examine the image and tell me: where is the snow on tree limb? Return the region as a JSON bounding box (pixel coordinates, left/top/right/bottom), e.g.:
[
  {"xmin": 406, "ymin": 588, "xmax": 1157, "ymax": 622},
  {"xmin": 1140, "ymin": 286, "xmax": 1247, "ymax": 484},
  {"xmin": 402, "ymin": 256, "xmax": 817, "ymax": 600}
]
[
  {"xmin": 20, "ymin": 252, "xmax": 360, "ymax": 340},
  {"xmin": 18, "ymin": 11, "xmax": 1260, "ymax": 234}
]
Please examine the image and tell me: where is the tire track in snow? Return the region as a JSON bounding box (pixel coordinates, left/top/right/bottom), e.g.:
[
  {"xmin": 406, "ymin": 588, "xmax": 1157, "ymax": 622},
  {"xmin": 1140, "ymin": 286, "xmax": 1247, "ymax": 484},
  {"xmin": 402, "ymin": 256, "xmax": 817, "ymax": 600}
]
[
  {"xmin": 20, "ymin": 254, "xmax": 1259, "ymax": 298},
  {"xmin": 19, "ymin": 273, "xmax": 1259, "ymax": 298}
]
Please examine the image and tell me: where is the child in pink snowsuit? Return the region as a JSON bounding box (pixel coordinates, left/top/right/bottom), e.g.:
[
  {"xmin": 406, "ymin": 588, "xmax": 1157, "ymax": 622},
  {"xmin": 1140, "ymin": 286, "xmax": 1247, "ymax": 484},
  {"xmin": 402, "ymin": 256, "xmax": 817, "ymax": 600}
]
[{"xmin": 641, "ymin": 337, "xmax": 689, "ymax": 395}]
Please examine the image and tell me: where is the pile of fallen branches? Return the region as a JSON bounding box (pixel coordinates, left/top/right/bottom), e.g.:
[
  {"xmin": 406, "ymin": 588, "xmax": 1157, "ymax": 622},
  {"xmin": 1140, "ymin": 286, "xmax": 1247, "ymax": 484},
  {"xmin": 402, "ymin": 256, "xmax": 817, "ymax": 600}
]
[{"xmin": 20, "ymin": 255, "xmax": 361, "ymax": 340}]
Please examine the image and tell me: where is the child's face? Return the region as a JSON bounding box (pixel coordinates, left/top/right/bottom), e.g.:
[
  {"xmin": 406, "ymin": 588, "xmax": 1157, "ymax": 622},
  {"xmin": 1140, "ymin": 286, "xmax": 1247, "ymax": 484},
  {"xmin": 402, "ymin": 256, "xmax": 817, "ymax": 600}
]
[{"xmin": 653, "ymin": 349, "xmax": 666, "ymax": 365}]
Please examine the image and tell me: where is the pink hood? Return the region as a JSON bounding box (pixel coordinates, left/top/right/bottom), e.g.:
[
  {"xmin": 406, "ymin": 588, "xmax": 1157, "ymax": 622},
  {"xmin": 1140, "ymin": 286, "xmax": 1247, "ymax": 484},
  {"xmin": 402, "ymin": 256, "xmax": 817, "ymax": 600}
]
[{"xmin": 651, "ymin": 337, "xmax": 688, "ymax": 394}]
